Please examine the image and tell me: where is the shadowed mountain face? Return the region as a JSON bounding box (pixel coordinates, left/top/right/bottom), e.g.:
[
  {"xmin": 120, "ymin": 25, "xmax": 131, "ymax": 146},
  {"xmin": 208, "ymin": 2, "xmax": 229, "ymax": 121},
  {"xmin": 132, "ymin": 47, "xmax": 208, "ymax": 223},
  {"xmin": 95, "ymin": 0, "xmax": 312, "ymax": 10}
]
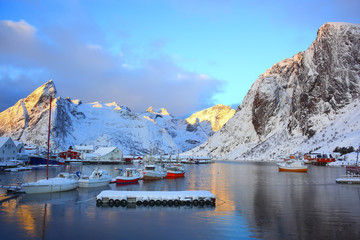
[{"xmin": 191, "ymin": 22, "xmax": 360, "ymax": 160}]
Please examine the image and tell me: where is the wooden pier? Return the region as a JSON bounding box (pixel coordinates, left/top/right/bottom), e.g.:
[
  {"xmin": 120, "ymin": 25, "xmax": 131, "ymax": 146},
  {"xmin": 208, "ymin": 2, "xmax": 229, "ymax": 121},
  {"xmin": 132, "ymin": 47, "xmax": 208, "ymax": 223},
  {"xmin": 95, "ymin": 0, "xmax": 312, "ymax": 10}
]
[{"xmin": 96, "ymin": 190, "xmax": 216, "ymax": 207}]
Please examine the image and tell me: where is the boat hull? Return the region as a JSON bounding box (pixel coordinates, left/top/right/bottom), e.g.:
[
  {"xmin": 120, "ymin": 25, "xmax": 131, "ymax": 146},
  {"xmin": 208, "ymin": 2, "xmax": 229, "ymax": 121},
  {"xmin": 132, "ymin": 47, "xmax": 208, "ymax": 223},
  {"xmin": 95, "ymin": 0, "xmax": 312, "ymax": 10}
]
[
  {"xmin": 167, "ymin": 171, "xmax": 185, "ymax": 178},
  {"xmin": 143, "ymin": 173, "xmax": 166, "ymax": 180},
  {"xmin": 21, "ymin": 178, "xmax": 79, "ymax": 194},
  {"xmin": 29, "ymin": 156, "xmax": 60, "ymax": 165},
  {"xmin": 278, "ymin": 167, "xmax": 308, "ymax": 172},
  {"xmin": 116, "ymin": 177, "xmax": 139, "ymax": 184}
]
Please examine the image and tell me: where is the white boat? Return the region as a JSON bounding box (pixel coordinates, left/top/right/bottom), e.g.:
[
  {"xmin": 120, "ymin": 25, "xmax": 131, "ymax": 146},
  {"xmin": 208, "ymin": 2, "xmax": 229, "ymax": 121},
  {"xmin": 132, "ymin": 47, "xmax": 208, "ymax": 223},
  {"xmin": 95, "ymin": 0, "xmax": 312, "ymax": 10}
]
[
  {"xmin": 278, "ymin": 160, "xmax": 308, "ymax": 172},
  {"xmin": 78, "ymin": 169, "xmax": 112, "ymax": 188},
  {"xmin": 21, "ymin": 172, "xmax": 79, "ymax": 194},
  {"xmin": 116, "ymin": 168, "xmax": 141, "ymax": 184},
  {"xmin": 142, "ymin": 164, "xmax": 167, "ymax": 180}
]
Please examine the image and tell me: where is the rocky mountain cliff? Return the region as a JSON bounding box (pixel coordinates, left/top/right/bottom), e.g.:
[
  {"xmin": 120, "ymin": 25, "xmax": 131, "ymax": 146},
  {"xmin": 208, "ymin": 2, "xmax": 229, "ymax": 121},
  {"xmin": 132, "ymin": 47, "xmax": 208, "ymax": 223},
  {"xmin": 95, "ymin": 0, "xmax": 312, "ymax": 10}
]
[
  {"xmin": 191, "ymin": 22, "xmax": 360, "ymax": 160},
  {"xmin": 0, "ymin": 80, "xmax": 234, "ymax": 154}
]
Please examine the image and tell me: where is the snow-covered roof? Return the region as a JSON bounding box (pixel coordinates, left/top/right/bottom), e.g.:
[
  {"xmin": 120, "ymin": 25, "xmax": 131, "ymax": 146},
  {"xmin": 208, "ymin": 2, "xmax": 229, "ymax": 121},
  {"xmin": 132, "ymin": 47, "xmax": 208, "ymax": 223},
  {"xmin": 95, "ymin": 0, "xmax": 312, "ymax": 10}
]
[{"xmin": 93, "ymin": 147, "xmax": 118, "ymax": 156}]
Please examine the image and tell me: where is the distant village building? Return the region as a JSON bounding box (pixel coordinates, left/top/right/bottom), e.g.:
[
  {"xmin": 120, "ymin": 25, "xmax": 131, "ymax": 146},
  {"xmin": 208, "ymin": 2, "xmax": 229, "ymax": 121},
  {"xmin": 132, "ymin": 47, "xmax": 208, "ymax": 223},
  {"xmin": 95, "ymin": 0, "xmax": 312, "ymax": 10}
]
[
  {"xmin": 13, "ymin": 141, "xmax": 25, "ymax": 154},
  {"xmin": 0, "ymin": 137, "xmax": 17, "ymax": 160},
  {"xmin": 93, "ymin": 147, "xmax": 123, "ymax": 161},
  {"xmin": 59, "ymin": 149, "xmax": 82, "ymax": 160},
  {"xmin": 74, "ymin": 145, "xmax": 94, "ymax": 154}
]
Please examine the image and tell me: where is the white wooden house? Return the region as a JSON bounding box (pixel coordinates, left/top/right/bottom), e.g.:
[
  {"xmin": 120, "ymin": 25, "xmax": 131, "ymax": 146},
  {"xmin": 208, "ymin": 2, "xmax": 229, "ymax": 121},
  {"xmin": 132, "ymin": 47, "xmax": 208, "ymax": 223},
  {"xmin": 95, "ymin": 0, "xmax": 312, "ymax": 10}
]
[
  {"xmin": 0, "ymin": 137, "xmax": 17, "ymax": 160},
  {"xmin": 93, "ymin": 147, "xmax": 123, "ymax": 161}
]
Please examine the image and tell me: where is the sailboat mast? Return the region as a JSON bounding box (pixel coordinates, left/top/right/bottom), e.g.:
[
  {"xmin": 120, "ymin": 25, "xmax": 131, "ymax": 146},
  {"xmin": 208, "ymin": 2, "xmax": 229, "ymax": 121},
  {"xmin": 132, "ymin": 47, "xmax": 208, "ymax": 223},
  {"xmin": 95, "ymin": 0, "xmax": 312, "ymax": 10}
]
[{"xmin": 46, "ymin": 96, "xmax": 52, "ymax": 180}]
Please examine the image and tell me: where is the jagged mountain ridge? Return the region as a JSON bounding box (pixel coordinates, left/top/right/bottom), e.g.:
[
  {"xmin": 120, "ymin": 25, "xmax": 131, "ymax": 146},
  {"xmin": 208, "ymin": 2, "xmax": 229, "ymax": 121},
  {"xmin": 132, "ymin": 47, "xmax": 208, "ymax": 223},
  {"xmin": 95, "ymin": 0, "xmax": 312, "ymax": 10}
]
[
  {"xmin": 190, "ymin": 22, "xmax": 360, "ymax": 160},
  {"xmin": 0, "ymin": 80, "xmax": 235, "ymax": 154}
]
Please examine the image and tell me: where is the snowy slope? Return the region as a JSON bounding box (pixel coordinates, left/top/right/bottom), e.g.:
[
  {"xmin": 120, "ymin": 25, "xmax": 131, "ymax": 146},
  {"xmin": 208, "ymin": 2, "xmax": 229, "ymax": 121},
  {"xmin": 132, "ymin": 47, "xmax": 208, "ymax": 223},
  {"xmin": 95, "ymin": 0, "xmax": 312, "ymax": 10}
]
[
  {"xmin": 0, "ymin": 81, "xmax": 234, "ymax": 155},
  {"xmin": 189, "ymin": 22, "xmax": 360, "ymax": 160}
]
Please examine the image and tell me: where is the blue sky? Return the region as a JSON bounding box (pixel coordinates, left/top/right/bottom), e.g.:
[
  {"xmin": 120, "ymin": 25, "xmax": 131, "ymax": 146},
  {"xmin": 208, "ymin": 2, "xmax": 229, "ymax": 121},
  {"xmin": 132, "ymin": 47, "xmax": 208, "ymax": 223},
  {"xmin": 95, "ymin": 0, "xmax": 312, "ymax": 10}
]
[{"xmin": 0, "ymin": 0, "xmax": 359, "ymax": 116}]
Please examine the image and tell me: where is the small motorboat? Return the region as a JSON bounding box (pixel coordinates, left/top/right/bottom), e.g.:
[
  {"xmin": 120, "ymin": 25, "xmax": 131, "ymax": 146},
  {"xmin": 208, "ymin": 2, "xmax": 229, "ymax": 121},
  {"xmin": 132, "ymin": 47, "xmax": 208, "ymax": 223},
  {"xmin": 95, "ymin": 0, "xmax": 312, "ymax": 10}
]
[
  {"xmin": 166, "ymin": 164, "xmax": 185, "ymax": 178},
  {"xmin": 116, "ymin": 168, "xmax": 141, "ymax": 184},
  {"xmin": 142, "ymin": 164, "xmax": 167, "ymax": 180},
  {"xmin": 278, "ymin": 161, "xmax": 308, "ymax": 172},
  {"xmin": 78, "ymin": 169, "xmax": 112, "ymax": 188},
  {"xmin": 21, "ymin": 172, "xmax": 79, "ymax": 194}
]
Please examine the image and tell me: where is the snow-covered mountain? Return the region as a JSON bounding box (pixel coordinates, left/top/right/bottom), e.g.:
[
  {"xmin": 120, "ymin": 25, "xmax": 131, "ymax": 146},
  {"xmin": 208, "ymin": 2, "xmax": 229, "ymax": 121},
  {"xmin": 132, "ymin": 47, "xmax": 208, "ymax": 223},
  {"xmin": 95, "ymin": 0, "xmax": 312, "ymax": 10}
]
[
  {"xmin": 186, "ymin": 104, "xmax": 235, "ymax": 132},
  {"xmin": 0, "ymin": 80, "xmax": 235, "ymax": 154},
  {"xmin": 190, "ymin": 22, "xmax": 360, "ymax": 160}
]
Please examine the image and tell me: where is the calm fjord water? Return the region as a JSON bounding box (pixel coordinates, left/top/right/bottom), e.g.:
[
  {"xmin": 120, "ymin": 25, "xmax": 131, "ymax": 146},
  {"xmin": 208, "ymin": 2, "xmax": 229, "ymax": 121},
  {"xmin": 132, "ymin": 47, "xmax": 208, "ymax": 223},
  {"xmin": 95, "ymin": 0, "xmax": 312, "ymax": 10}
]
[{"xmin": 0, "ymin": 162, "xmax": 359, "ymax": 240}]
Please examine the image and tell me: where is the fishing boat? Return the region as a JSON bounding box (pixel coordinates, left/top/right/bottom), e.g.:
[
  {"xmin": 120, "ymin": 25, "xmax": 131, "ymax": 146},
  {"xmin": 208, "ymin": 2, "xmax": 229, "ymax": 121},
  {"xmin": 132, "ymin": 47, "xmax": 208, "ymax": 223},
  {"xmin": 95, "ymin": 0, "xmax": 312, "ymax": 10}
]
[
  {"xmin": 20, "ymin": 95, "xmax": 79, "ymax": 194},
  {"xmin": 116, "ymin": 168, "xmax": 141, "ymax": 184},
  {"xmin": 78, "ymin": 169, "xmax": 112, "ymax": 188},
  {"xmin": 166, "ymin": 164, "xmax": 185, "ymax": 178},
  {"xmin": 278, "ymin": 160, "xmax": 308, "ymax": 172},
  {"xmin": 142, "ymin": 164, "xmax": 167, "ymax": 180}
]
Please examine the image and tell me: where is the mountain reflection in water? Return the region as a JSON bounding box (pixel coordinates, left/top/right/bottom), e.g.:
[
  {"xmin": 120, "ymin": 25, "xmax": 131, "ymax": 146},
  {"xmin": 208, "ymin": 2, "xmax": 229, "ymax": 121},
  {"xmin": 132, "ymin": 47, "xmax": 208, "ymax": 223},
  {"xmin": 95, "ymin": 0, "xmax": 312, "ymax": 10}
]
[{"xmin": 0, "ymin": 162, "xmax": 359, "ymax": 240}]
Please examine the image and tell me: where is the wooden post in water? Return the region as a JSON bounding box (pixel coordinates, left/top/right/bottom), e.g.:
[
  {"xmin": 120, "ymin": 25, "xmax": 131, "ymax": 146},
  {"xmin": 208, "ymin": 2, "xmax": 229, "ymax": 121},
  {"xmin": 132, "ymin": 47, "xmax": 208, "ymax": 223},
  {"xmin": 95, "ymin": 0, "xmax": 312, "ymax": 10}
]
[{"xmin": 46, "ymin": 96, "xmax": 52, "ymax": 180}]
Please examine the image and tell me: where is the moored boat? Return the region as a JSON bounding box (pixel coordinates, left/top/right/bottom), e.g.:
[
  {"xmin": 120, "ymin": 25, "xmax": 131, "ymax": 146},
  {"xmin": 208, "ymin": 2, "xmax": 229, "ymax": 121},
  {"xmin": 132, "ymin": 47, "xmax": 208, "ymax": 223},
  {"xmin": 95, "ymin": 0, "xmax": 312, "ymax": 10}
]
[
  {"xmin": 166, "ymin": 164, "xmax": 185, "ymax": 178},
  {"xmin": 78, "ymin": 169, "xmax": 112, "ymax": 188},
  {"xmin": 116, "ymin": 168, "xmax": 140, "ymax": 184},
  {"xmin": 278, "ymin": 161, "xmax": 308, "ymax": 172},
  {"xmin": 21, "ymin": 172, "xmax": 79, "ymax": 194},
  {"xmin": 142, "ymin": 164, "xmax": 167, "ymax": 180}
]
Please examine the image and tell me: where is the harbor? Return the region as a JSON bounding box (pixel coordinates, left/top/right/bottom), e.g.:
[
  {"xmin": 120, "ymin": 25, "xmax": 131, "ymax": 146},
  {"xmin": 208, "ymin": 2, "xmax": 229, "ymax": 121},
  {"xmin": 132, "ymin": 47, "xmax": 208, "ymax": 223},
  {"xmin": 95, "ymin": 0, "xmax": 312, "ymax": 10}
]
[{"xmin": 1, "ymin": 162, "xmax": 360, "ymax": 240}]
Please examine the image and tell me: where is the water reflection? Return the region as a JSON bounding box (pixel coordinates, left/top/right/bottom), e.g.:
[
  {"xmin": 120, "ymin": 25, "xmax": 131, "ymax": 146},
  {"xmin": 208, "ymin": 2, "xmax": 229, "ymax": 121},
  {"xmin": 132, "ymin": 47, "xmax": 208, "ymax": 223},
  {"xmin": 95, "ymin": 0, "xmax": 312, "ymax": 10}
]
[{"xmin": 0, "ymin": 162, "xmax": 359, "ymax": 239}]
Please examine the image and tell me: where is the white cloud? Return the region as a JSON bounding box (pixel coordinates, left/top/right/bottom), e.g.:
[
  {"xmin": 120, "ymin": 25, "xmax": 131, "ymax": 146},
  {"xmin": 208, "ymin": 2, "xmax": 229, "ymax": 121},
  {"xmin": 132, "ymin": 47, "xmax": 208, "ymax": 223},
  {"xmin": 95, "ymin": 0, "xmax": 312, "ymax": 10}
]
[{"xmin": 0, "ymin": 20, "xmax": 224, "ymax": 116}]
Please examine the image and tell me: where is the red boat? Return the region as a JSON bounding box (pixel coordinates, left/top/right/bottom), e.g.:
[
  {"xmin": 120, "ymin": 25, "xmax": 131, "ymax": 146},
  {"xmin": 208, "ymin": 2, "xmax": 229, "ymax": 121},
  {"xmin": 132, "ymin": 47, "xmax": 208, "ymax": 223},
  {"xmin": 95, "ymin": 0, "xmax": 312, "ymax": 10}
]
[
  {"xmin": 116, "ymin": 168, "xmax": 140, "ymax": 184},
  {"xmin": 166, "ymin": 164, "xmax": 185, "ymax": 178}
]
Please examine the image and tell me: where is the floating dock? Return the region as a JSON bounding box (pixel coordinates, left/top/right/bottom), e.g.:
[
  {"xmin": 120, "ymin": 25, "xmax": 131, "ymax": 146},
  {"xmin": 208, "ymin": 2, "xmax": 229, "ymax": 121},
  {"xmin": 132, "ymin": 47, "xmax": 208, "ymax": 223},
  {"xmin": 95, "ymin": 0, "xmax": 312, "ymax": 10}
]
[{"xmin": 96, "ymin": 190, "xmax": 216, "ymax": 207}]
